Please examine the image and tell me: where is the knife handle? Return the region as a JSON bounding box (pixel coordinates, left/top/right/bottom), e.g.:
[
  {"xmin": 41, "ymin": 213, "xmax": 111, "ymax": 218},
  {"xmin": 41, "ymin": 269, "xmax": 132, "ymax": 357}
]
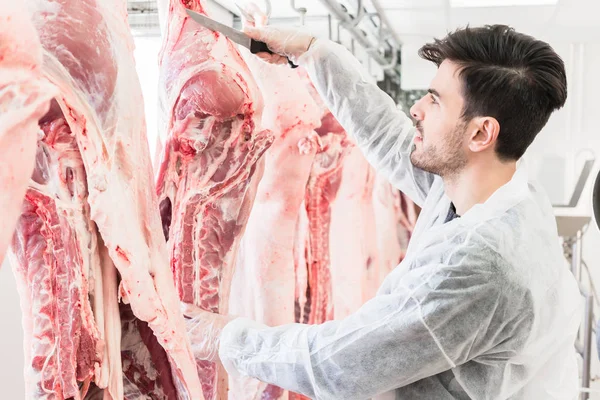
[{"xmin": 250, "ymin": 39, "xmax": 298, "ymax": 69}]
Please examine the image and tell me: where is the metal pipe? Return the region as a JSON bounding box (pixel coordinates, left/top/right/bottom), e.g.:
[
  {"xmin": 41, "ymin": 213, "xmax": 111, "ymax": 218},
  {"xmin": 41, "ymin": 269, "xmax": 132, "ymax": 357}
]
[
  {"xmin": 576, "ymin": 230, "xmax": 583, "ymax": 280},
  {"xmin": 370, "ymin": 0, "xmax": 402, "ymax": 47},
  {"xmin": 317, "ymin": 0, "xmax": 391, "ymax": 67},
  {"xmin": 378, "ymin": 46, "xmax": 398, "ymax": 70},
  {"xmin": 581, "ymin": 293, "xmax": 593, "ymax": 400},
  {"xmin": 317, "ymin": 0, "xmax": 370, "ymax": 47},
  {"xmin": 290, "ymin": 0, "xmax": 307, "ymax": 25},
  {"xmin": 571, "ymin": 231, "xmax": 582, "ymax": 282},
  {"xmin": 345, "ymin": 0, "xmax": 365, "ymax": 28},
  {"xmin": 571, "ymin": 233, "xmax": 584, "ymax": 348}
]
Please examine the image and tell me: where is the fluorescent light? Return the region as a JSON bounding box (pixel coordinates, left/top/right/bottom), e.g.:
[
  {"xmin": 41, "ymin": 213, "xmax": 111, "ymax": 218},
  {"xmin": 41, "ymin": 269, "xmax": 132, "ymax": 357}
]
[{"xmin": 450, "ymin": 0, "xmax": 558, "ymax": 7}]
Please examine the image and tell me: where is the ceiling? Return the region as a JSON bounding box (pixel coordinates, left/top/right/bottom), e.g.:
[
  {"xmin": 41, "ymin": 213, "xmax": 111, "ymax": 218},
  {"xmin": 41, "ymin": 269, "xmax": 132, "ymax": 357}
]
[
  {"xmin": 216, "ymin": 0, "xmax": 600, "ymax": 43},
  {"xmin": 382, "ymin": 0, "xmax": 600, "ymax": 44}
]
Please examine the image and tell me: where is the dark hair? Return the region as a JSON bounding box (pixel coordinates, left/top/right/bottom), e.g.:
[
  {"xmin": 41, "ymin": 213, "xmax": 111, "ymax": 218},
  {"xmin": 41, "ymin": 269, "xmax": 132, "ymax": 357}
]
[{"xmin": 418, "ymin": 24, "xmax": 567, "ymax": 160}]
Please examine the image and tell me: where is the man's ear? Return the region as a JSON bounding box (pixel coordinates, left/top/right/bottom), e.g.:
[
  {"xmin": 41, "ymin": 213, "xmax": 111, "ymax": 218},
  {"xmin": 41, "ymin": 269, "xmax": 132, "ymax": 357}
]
[{"xmin": 468, "ymin": 117, "xmax": 500, "ymax": 153}]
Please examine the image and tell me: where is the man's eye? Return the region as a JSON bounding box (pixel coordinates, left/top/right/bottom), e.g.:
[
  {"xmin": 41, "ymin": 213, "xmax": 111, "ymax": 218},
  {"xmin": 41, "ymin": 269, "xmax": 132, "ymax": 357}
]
[{"xmin": 430, "ymin": 95, "xmax": 438, "ymax": 105}]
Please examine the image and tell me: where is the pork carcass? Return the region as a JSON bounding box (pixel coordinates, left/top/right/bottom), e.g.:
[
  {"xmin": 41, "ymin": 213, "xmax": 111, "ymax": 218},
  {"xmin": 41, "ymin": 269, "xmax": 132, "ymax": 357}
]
[
  {"xmin": 280, "ymin": 107, "xmax": 351, "ymax": 400},
  {"xmin": 8, "ymin": 0, "xmax": 202, "ymax": 398},
  {"xmin": 155, "ymin": 1, "xmax": 273, "ymax": 399},
  {"xmin": 400, "ymin": 191, "xmax": 420, "ymax": 232},
  {"xmin": 328, "ymin": 148, "xmax": 380, "ymax": 319},
  {"xmin": 301, "ymin": 78, "xmax": 417, "ymax": 317},
  {"xmin": 288, "ymin": 118, "xmax": 350, "ymax": 400},
  {"xmin": 0, "ymin": 1, "xmax": 55, "ymax": 264},
  {"xmin": 228, "ymin": 28, "xmax": 323, "ymax": 399},
  {"xmin": 371, "ymin": 174, "xmax": 407, "ymax": 285},
  {"xmin": 283, "ymin": 72, "xmax": 351, "ymax": 326},
  {"xmin": 293, "ymin": 200, "xmax": 310, "ymax": 326},
  {"xmin": 373, "ymin": 189, "xmax": 420, "ymax": 287},
  {"xmin": 297, "ymin": 116, "xmax": 352, "ymax": 325}
]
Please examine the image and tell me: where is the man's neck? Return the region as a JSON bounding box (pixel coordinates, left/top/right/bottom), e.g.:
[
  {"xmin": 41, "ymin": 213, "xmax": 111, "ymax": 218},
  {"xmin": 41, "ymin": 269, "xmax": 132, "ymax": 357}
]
[{"xmin": 444, "ymin": 158, "xmax": 517, "ymax": 216}]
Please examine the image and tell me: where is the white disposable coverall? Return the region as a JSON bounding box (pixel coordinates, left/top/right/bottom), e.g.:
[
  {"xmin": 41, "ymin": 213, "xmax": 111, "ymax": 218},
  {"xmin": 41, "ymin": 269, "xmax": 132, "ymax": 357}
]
[{"xmin": 218, "ymin": 39, "xmax": 583, "ymax": 399}]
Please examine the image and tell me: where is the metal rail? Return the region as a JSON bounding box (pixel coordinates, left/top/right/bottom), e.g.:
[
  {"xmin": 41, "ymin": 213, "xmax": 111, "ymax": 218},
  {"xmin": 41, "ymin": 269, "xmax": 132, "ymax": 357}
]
[
  {"xmin": 562, "ymin": 226, "xmax": 594, "ymax": 400},
  {"xmin": 317, "ymin": 0, "xmax": 398, "ymax": 70},
  {"xmin": 290, "ymin": 0, "xmax": 307, "ymax": 25}
]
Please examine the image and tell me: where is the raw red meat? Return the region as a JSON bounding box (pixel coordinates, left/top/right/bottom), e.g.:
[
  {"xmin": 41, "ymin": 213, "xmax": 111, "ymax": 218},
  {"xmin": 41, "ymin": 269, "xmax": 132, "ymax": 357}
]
[
  {"xmin": 8, "ymin": 0, "xmax": 202, "ymax": 398},
  {"xmin": 301, "ymin": 118, "xmax": 352, "ymax": 325},
  {"xmin": 372, "ymin": 173, "xmax": 405, "ymax": 281},
  {"xmin": 228, "ymin": 36, "xmax": 323, "ymax": 398},
  {"xmin": 293, "ymin": 201, "xmax": 310, "ymax": 325},
  {"xmin": 399, "ymin": 192, "xmax": 419, "ymax": 233},
  {"xmin": 328, "ymin": 148, "xmax": 380, "ymax": 318},
  {"xmin": 155, "ymin": 1, "xmax": 273, "ymax": 398},
  {"xmin": 289, "ymin": 100, "xmax": 351, "ymax": 328},
  {"xmin": 295, "ymin": 77, "xmax": 418, "ymax": 323},
  {"xmin": 11, "ymin": 116, "xmax": 103, "ymax": 399}
]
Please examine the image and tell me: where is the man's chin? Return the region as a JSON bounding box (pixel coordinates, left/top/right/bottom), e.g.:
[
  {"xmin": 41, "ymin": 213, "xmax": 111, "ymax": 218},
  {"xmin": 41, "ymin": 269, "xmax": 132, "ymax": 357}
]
[
  {"xmin": 409, "ymin": 150, "xmax": 420, "ymax": 167},
  {"xmin": 410, "ymin": 154, "xmax": 433, "ymax": 173},
  {"xmin": 410, "ymin": 157, "xmax": 422, "ymax": 170}
]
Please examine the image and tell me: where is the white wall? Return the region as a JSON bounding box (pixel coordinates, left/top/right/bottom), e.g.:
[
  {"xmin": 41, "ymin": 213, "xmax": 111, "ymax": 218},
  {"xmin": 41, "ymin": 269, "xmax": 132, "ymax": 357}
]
[{"xmin": 133, "ymin": 35, "xmax": 162, "ymax": 163}]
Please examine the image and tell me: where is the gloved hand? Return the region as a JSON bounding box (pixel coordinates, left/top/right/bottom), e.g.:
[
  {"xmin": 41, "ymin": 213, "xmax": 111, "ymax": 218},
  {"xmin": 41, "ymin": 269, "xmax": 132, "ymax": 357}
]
[
  {"xmin": 243, "ymin": 25, "xmax": 316, "ymax": 65},
  {"xmin": 181, "ymin": 303, "xmax": 234, "ymax": 362}
]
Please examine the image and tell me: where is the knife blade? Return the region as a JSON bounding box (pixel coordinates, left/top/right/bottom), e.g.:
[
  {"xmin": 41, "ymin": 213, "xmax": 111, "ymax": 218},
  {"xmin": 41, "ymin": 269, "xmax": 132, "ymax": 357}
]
[{"xmin": 185, "ymin": 9, "xmax": 298, "ymax": 68}]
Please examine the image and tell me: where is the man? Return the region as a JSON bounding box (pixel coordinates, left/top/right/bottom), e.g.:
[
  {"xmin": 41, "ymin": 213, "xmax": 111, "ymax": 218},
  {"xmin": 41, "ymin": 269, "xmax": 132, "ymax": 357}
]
[{"xmin": 183, "ymin": 24, "xmax": 582, "ymax": 399}]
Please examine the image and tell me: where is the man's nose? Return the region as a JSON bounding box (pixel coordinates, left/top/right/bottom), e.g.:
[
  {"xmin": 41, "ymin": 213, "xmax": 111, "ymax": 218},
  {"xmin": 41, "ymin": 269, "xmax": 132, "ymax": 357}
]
[{"xmin": 410, "ymin": 100, "xmax": 424, "ymax": 121}]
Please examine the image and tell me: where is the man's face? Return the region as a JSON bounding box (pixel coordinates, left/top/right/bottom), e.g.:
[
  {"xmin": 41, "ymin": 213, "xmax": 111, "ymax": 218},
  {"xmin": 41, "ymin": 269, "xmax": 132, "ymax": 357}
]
[{"xmin": 409, "ymin": 60, "xmax": 469, "ymax": 177}]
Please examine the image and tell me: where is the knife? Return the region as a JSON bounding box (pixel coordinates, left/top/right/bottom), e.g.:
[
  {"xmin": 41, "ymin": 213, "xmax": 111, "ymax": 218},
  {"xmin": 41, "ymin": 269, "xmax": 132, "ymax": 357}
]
[{"xmin": 185, "ymin": 9, "xmax": 298, "ymax": 69}]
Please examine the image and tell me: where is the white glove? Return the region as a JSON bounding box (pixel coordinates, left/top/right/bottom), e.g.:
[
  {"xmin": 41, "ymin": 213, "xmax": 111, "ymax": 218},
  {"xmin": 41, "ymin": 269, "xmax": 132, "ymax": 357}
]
[
  {"xmin": 243, "ymin": 25, "xmax": 316, "ymax": 65},
  {"xmin": 181, "ymin": 303, "xmax": 234, "ymax": 362}
]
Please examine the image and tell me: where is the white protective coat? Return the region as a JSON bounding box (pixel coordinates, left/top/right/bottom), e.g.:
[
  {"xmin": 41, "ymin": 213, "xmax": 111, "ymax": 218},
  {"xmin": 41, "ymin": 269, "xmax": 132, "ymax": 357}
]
[{"xmin": 218, "ymin": 39, "xmax": 583, "ymax": 400}]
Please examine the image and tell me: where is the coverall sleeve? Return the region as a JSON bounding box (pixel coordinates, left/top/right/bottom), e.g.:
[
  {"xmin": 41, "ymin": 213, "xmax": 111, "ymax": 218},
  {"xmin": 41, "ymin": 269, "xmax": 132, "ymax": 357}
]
[
  {"xmin": 298, "ymin": 39, "xmax": 436, "ymax": 207},
  {"xmin": 218, "ymin": 255, "xmax": 526, "ymax": 399}
]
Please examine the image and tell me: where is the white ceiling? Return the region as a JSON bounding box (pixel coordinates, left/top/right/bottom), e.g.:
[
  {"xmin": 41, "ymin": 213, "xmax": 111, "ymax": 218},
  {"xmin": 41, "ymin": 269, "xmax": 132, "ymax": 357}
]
[
  {"xmin": 218, "ymin": 0, "xmax": 600, "ymax": 43},
  {"xmin": 383, "ymin": 0, "xmax": 600, "ymax": 44}
]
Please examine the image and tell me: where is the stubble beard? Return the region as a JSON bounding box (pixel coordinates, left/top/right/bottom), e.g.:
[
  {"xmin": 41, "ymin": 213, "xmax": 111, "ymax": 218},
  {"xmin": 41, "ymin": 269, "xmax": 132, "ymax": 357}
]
[{"xmin": 410, "ymin": 122, "xmax": 468, "ymax": 177}]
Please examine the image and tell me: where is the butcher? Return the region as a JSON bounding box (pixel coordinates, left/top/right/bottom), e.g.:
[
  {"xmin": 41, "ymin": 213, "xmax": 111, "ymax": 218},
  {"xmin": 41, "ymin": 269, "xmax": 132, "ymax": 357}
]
[{"xmin": 183, "ymin": 24, "xmax": 582, "ymax": 399}]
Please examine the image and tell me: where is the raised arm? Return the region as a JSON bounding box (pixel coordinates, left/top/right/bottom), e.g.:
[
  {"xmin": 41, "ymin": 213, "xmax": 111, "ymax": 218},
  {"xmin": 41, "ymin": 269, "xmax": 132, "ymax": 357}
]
[{"xmin": 299, "ymin": 40, "xmax": 435, "ymax": 205}]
